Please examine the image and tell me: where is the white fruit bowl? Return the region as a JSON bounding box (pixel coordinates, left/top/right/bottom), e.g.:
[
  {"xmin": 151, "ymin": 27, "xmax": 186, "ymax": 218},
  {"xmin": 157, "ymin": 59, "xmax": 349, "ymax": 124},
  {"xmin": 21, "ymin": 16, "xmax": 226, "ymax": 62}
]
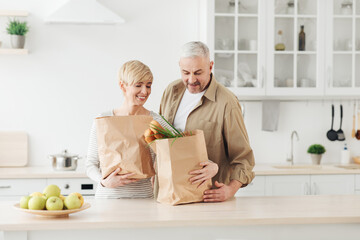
[{"xmin": 13, "ymin": 202, "xmax": 91, "ymax": 217}]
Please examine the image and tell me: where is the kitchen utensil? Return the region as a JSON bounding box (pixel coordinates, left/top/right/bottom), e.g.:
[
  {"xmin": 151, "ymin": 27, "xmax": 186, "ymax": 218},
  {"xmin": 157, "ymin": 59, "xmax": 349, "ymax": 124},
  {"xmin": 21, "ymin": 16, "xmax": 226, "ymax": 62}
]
[
  {"xmin": 49, "ymin": 149, "xmax": 79, "ymax": 171},
  {"xmin": 13, "ymin": 202, "xmax": 90, "ymax": 217},
  {"xmin": 356, "ymin": 112, "xmax": 360, "ymax": 140},
  {"xmin": 337, "ymin": 104, "xmax": 345, "ymax": 141},
  {"xmin": 0, "ymin": 131, "xmax": 27, "ymax": 167},
  {"xmin": 327, "ymin": 104, "xmax": 338, "ymax": 141},
  {"xmin": 352, "ymin": 103, "xmax": 356, "ymax": 138}
]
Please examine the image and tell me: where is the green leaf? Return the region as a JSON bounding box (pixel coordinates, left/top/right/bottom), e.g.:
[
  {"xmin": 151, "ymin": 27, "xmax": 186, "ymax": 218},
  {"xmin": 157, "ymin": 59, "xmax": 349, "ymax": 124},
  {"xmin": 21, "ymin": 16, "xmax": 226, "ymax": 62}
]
[{"xmin": 6, "ymin": 18, "xmax": 29, "ymax": 36}]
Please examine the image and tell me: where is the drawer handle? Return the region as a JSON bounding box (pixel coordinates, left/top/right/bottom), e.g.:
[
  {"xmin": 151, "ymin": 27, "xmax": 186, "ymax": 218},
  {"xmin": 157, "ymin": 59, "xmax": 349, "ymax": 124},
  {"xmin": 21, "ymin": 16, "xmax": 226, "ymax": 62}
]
[
  {"xmin": 64, "ymin": 184, "xmax": 70, "ymax": 189},
  {"xmin": 0, "ymin": 186, "xmax": 11, "ymax": 189}
]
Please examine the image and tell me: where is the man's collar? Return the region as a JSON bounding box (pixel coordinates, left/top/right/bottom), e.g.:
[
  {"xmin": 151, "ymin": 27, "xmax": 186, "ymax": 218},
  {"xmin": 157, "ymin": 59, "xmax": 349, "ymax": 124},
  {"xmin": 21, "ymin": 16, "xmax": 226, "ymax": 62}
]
[{"xmin": 203, "ymin": 73, "xmax": 217, "ymax": 102}]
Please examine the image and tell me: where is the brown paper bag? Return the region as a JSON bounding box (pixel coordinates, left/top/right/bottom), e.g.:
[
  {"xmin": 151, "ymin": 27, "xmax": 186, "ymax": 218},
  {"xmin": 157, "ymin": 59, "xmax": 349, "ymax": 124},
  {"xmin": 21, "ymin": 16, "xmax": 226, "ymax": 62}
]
[
  {"xmin": 96, "ymin": 115, "xmax": 155, "ymax": 179},
  {"xmin": 152, "ymin": 130, "xmax": 212, "ymax": 205}
]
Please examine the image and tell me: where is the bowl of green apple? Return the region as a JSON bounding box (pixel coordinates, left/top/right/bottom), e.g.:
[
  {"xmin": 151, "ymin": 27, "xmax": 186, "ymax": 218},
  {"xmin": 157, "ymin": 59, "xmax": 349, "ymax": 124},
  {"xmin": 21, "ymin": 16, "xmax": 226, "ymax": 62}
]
[{"xmin": 14, "ymin": 184, "xmax": 90, "ymax": 217}]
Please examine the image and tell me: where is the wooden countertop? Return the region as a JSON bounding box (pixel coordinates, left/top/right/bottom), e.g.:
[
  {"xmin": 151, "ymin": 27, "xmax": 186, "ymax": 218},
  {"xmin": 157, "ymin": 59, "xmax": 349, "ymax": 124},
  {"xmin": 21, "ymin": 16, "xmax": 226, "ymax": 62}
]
[
  {"xmin": 1, "ymin": 195, "xmax": 360, "ymax": 231},
  {"xmin": 1, "ymin": 164, "xmax": 360, "ymax": 179},
  {"xmin": 0, "ymin": 166, "xmax": 87, "ymax": 179},
  {"xmin": 254, "ymin": 164, "xmax": 360, "ymax": 175}
]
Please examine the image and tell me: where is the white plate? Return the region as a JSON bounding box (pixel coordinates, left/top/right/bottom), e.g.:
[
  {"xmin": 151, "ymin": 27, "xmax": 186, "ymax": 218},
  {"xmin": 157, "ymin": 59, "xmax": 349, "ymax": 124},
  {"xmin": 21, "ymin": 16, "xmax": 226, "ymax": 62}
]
[{"xmin": 13, "ymin": 202, "xmax": 91, "ymax": 217}]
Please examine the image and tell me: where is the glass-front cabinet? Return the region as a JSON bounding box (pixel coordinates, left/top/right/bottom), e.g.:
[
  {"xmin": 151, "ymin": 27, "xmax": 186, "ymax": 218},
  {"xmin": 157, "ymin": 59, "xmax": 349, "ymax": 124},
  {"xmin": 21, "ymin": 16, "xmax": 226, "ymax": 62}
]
[
  {"xmin": 207, "ymin": 0, "xmax": 360, "ymax": 98},
  {"xmin": 325, "ymin": 0, "xmax": 360, "ymax": 95},
  {"xmin": 267, "ymin": 0, "xmax": 324, "ymax": 96},
  {"xmin": 208, "ymin": 0, "xmax": 266, "ymax": 96}
]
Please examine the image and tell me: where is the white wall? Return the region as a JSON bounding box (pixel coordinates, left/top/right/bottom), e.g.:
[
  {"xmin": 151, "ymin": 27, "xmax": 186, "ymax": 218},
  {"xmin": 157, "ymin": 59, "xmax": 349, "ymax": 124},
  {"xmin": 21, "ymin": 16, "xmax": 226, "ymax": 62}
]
[
  {"xmin": 0, "ymin": 0, "xmax": 359, "ymax": 167},
  {"xmin": 244, "ymin": 101, "xmax": 360, "ymax": 165},
  {"xmin": 0, "ymin": 0, "xmax": 200, "ymax": 166}
]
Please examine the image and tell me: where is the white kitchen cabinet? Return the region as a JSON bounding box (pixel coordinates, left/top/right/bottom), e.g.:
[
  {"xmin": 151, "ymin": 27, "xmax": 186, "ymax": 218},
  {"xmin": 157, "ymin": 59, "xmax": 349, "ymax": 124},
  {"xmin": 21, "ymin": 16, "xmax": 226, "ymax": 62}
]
[
  {"xmin": 266, "ymin": 0, "xmax": 325, "ymax": 96},
  {"xmin": 0, "ymin": 178, "xmax": 97, "ymax": 200},
  {"xmin": 265, "ymin": 175, "xmax": 310, "ymax": 196},
  {"xmin": 208, "ymin": 0, "xmax": 266, "ymax": 97},
  {"xmin": 206, "ymin": 0, "xmax": 359, "ymax": 99},
  {"xmin": 0, "ymin": 179, "xmax": 47, "ymax": 200},
  {"xmin": 265, "ymin": 174, "xmax": 355, "ymax": 196},
  {"xmin": 46, "ymin": 178, "xmax": 97, "ymax": 196},
  {"xmin": 310, "ymin": 174, "xmax": 355, "ymax": 195},
  {"xmin": 355, "ymin": 174, "xmax": 360, "ymax": 189},
  {"xmin": 324, "ymin": 0, "xmax": 360, "ymax": 96},
  {"xmin": 235, "ymin": 175, "xmax": 265, "ymax": 196}
]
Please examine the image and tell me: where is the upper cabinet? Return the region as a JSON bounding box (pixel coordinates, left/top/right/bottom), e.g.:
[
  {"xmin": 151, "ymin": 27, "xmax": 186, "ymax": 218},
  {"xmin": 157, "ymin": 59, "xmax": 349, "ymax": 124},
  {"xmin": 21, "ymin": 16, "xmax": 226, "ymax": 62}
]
[
  {"xmin": 208, "ymin": 0, "xmax": 266, "ymax": 96},
  {"xmin": 207, "ymin": 0, "xmax": 360, "ymax": 99},
  {"xmin": 267, "ymin": 0, "xmax": 324, "ymax": 96},
  {"xmin": 325, "ymin": 0, "xmax": 360, "ymax": 96}
]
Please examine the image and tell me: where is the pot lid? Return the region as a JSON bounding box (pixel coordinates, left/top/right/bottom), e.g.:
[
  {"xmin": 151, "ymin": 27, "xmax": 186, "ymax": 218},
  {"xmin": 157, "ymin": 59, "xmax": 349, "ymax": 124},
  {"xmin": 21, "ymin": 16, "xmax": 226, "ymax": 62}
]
[{"xmin": 50, "ymin": 149, "xmax": 78, "ymax": 158}]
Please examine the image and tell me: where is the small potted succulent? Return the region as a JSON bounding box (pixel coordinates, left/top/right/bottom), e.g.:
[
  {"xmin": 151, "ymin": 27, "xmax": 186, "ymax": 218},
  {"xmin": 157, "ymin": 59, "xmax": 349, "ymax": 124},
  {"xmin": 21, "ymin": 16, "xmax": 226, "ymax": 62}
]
[
  {"xmin": 6, "ymin": 19, "xmax": 29, "ymax": 49},
  {"xmin": 307, "ymin": 144, "xmax": 326, "ymax": 165}
]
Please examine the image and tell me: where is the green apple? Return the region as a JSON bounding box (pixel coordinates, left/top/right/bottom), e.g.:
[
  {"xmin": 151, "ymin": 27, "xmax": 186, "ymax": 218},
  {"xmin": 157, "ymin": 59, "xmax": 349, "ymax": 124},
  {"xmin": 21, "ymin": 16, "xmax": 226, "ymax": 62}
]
[
  {"xmin": 64, "ymin": 194, "xmax": 81, "ymax": 210},
  {"xmin": 43, "ymin": 184, "xmax": 61, "ymax": 198},
  {"xmin": 28, "ymin": 196, "xmax": 46, "ymax": 210},
  {"xmin": 20, "ymin": 196, "xmax": 31, "ymax": 209},
  {"xmin": 46, "ymin": 196, "xmax": 63, "ymax": 210}
]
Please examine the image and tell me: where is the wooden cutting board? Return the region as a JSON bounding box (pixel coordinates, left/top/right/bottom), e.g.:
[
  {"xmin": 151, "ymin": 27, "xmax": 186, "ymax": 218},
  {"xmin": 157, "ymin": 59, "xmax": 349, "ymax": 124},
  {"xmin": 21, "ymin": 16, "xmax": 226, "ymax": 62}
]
[{"xmin": 0, "ymin": 131, "xmax": 28, "ymax": 167}]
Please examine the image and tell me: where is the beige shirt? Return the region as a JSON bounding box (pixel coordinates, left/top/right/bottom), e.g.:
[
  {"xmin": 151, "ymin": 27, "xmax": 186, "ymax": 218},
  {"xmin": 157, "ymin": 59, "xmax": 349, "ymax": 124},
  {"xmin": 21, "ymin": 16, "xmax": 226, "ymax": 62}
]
[{"xmin": 159, "ymin": 76, "xmax": 255, "ymax": 186}]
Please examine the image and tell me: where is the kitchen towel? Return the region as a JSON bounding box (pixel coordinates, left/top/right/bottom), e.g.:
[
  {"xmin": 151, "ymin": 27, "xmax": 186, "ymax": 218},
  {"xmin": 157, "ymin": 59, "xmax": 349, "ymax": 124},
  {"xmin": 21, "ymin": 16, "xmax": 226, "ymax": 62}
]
[{"xmin": 262, "ymin": 100, "xmax": 280, "ymax": 132}]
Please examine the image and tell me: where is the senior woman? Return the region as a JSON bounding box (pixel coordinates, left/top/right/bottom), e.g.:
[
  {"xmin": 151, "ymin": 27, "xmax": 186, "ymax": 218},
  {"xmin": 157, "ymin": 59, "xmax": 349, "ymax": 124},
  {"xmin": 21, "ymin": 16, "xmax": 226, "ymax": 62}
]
[{"xmin": 86, "ymin": 60, "xmax": 218, "ymax": 199}]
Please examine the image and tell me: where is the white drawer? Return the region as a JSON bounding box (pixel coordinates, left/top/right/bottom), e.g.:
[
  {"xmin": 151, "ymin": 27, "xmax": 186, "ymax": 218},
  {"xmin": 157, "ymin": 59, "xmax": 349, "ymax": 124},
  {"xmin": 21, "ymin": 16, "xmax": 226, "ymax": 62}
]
[
  {"xmin": 356, "ymin": 175, "xmax": 360, "ymax": 190},
  {"xmin": 0, "ymin": 179, "xmax": 47, "ymax": 196},
  {"xmin": 235, "ymin": 176, "xmax": 265, "ymax": 197},
  {"xmin": 46, "ymin": 178, "xmax": 97, "ymax": 196}
]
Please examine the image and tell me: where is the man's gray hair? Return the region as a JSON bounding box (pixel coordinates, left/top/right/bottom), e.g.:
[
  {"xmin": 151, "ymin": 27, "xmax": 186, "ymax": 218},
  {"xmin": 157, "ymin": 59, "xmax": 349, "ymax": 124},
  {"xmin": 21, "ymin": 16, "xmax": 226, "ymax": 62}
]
[{"xmin": 180, "ymin": 41, "xmax": 210, "ymax": 58}]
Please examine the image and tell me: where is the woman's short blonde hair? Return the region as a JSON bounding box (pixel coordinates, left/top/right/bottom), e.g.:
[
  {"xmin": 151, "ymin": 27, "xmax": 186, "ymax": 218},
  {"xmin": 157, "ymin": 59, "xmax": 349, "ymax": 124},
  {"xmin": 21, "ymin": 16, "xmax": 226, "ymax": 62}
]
[{"xmin": 118, "ymin": 60, "xmax": 153, "ymax": 85}]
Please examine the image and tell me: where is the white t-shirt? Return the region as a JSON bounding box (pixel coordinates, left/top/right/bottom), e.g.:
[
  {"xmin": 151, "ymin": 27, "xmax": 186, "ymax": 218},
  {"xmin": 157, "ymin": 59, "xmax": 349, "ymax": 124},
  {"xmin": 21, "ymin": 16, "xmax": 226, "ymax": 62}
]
[{"xmin": 173, "ymin": 89, "xmax": 205, "ymax": 132}]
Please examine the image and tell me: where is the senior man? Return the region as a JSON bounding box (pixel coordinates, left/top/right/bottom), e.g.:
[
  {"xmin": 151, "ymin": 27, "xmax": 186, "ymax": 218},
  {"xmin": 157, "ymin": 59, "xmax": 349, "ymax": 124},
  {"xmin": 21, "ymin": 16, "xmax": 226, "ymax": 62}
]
[{"xmin": 159, "ymin": 41, "xmax": 255, "ymax": 202}]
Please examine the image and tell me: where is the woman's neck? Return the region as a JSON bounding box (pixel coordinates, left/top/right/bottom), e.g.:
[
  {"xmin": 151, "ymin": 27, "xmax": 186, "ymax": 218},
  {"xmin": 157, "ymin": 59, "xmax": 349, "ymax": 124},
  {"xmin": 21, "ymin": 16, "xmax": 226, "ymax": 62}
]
[{"xmin": 114, "ymin": 101, "xmax": 149, "ymax": 116}]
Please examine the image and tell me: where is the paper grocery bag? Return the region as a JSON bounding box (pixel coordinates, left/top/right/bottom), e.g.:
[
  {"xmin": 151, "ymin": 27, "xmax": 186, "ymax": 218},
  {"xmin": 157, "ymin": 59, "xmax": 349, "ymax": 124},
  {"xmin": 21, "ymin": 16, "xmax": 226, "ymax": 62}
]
[
  {"xmin": 153, "ymin": 130, "xmax": 212, "ymax": 205},
  {"xmin": 96, "ymin": 115, "xmax": 155, "ymax": 179}
]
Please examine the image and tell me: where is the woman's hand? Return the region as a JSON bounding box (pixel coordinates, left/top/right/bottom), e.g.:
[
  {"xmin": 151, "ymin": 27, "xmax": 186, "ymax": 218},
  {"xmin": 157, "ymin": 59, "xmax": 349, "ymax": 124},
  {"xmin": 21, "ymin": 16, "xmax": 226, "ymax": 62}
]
[
  {"xmin": 188, "ymin": 160, "xmax": 219, "ymax": 188},
  {"xmin": 100, "ymin": 168, "xmax": 139, "ymax": 188}
]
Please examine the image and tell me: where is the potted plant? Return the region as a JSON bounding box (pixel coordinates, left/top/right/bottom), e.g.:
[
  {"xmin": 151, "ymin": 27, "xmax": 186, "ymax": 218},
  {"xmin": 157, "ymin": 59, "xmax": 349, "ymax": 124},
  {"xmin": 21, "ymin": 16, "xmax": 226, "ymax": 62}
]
[
  {"xmin": 6, "ymin": 19, "xmax": 29, "ymax": 49},
  {"xmin": 307, "ymin": 144, "xmax": 326, "ymax": 165}
]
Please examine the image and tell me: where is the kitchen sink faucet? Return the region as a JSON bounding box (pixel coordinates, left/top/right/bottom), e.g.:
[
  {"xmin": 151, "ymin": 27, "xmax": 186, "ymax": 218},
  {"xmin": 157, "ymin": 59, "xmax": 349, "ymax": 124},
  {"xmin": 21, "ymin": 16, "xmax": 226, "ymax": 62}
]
[{"xmin": 287, "ymin": 130, "xmax": 299, "ymax": 165}]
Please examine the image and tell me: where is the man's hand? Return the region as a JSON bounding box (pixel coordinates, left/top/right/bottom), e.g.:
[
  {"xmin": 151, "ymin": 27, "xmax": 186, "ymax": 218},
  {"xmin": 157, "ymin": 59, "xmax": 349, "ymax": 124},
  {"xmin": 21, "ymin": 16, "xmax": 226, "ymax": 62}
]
[
  {"xmin": 189, "ymin": 161, "xmax": 219, "ymax": 188},
  {"xmin": 100, "ymin": 168, "xmax": 139, "ymax": 188},
  {"xmin": 203, "ymin": 180, "xmax": 242, "ymax": 202}
]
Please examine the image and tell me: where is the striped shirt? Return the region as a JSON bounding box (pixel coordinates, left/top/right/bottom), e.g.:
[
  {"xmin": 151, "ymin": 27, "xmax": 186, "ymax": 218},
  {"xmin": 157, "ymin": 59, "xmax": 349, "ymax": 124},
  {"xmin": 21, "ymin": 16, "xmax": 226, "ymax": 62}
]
[{"xmin": 86, "ymin": 110, "xmax": 170, "ymax": 199}]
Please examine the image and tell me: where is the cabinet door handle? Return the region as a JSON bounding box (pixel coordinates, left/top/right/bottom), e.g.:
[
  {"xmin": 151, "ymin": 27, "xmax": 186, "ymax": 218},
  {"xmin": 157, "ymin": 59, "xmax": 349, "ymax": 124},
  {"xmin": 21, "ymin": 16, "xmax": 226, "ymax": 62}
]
[
  {"xmin": 304, "ymin": 182, "xmax": 310, "ymax": 195},
  {"xmin": 0, "ymin": 186, "xmax": 11, "ymax": 189},
  {"xmin": 327, "ymin": 67, "xmax": 332, "ymax": 88},
  {"xmin": 64, "ymin": 184, "xmax": 70, "ymax": 189},
  {"xmin": 261, "ymin": 66, "xmax": 265, "ymax": 88},
  {"xmin": 313, "ymin": 183, "xmax": 317, "ymax": 195}
]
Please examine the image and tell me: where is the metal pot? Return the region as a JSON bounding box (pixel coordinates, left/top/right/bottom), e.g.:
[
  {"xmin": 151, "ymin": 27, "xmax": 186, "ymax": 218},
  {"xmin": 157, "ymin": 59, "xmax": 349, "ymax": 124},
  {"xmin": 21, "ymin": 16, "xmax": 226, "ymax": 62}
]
[{"xmin": 49, "ymin": 149, "xmax": 79, "ymax": 171}]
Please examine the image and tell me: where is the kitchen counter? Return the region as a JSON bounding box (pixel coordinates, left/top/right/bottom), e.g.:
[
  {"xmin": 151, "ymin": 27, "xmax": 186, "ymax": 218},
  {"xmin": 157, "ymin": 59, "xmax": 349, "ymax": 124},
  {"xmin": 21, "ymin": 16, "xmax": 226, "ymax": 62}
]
[
  {"xmin": 1, "ymin": 164, "xmax": 360, "ymax": 179},
  {"xmin": 254, "ymin": 163, "xmax": 360, "ymax": 175},
  {"xmin": 1, "ymin": 195, "xmax": 360, "ymax": 240},
  {"xmin": 0, "ymin": 166, "xmax": 87, "ymax": 179},
  {"xmin": 0, "ymin": 167, "xmax": 87, "ymax": 179}
]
